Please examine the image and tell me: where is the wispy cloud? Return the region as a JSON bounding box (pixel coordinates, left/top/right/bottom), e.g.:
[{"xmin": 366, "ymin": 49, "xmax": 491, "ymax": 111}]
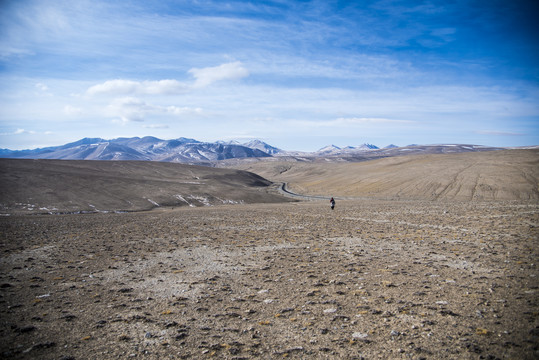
[
  {"xmin": 0, "ymin": 128, "xmax": 36, "ymax": 136},
  {"xmin": 335, "ymin": 117, "xmax": 414, "ymax": 125},
  {"xmin": 35, "ymin": 83, "xmax": 49, "ymax": 91},
  {"xmin": 189, "ymin": 61, "xmax": 249, "ymax": 88},
  {"xmin": 476, "ymin": 130, "xmax": 525, "ymax": 136},
  {"xmin": 63, "ymin": 105, "xmax": 82, "ymax": 116},
  {"xmin": 86, "ymin": 61, "xmax": 249, "ymax": 97},
  {"xmin": 106, "ymin": 97, "xmax": 203, "ymax": 124},
  {"xmin": 143, "ymin": 124, "xmax": 169, "ymax": 129},
  {"xmin": 292, "ymin": 117, "xmax": 415, "ymax": 128},
  {"xmin": 87, "ymin": 79, "xmax": 188, "ymax": 96}
]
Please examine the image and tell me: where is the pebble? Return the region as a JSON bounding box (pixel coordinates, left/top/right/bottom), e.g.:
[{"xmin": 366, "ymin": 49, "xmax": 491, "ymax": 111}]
[{"xmin": 352, "ymin": 332, "xmax": 369, "ymax": 339}]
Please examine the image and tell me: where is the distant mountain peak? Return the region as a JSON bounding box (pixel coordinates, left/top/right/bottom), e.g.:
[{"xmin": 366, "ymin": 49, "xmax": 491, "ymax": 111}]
[
  {"xmin": 355, "ymin": 143, "xmax": 379, "ymax": 150},
  {"xmin": 216, "ymin": 140, "xmax": 241, "ymax": 145},
  {"xmin": 243, "ymin": 139, "xmax": 282, "ymax": 155},
  {"xmin": 318, "ymin": 144, "xmax": 341, "ymax": 151}
]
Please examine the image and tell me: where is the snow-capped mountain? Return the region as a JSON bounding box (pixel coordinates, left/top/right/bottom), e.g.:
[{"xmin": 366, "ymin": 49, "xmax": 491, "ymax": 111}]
[
  {"xmin": 243, "ymin": 140, "xmax": 282, "ymax": 155},
  {"xmin": 354, "ymin": 143, "xmax": 379, "ymax": 150},
  {"xmin": 1, "ymin": 137, "xmax": 274, "ymax": 163},
  {"xmin": 316, "ymin": 145, "xmax": 342, "ymax": 155},
  {"xmin": 316, "ymin": 143, "xmax": 379, "ymax": 155},
  {"xmin": 0, "ymin": 138, "xmax": 505, "ymax": 163}
]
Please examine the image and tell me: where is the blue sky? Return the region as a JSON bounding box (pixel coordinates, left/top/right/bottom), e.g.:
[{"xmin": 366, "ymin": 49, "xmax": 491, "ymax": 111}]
[{"xmin": 1, "ymin": 0, "xmax": 538, "ymax": 151}]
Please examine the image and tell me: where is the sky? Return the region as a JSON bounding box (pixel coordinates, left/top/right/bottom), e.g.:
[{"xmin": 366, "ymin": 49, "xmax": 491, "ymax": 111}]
[{"xmin": 0, "ymin": 0, "xmax": 538, "ymax": 152}]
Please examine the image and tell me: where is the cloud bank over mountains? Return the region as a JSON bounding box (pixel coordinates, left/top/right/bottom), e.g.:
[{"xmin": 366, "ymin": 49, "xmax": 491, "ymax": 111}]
[
  {"xmin": 86, "ymin": 61, "xmax": 249, "ymax": 96},
  {"xmin": 85, "ymin": 62, "xmax": 249, "ymax": 124}
]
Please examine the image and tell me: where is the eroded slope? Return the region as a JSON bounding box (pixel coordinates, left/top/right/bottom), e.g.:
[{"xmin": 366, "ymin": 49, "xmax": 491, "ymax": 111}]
[{"xmin": 0, "ymin": 159, "xmax": 290, "ymax": 214}]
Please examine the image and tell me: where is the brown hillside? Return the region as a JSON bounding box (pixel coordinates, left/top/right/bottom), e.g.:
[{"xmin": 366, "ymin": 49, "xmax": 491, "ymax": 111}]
[
  {"xmin": 0, "ymin": 159, "xmax": 291, "ymax": 214},
  {"xmin": 230, "ymin": 149, "xmax": 539, "ymax": 201}
]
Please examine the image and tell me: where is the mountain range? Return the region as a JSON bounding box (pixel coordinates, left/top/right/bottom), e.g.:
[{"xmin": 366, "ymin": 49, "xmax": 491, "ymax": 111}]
[
  {"xmin": 0, "ymin": 136, "xmax": 506, "ymax": 163},
  {"xmin": 0, "ymin": 137, "xmax": 273, "ymax": 163}
]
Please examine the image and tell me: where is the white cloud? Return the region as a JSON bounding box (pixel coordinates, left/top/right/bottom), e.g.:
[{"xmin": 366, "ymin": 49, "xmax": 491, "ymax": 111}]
[
  {"xmin": 87, "ymin": 79, "xmax": 187, "ymax": 96},
  {"xmin": 64, "ymin": 105, "xmax": 82, "ymax": 116},
  {"xmin": 476, "ymin": 130, "xmax": 524, "ymax": 136},
  {"xmin": 34, "ymin": 82, "xmax": 52, "ymax": 96},
  {"xmin": 189, "ymin": 61, "xmax": 249, "ymax": 88},
  {"xmin": 334, "ymin": 117, "xmax": 414, "ymax": 124},
  {"xmin": 0, "ymin": 128, "xmax": 36, "ymax": 136},
  {"xmin": 106, "ymin": 97, "xmax": 203, "ymax": 124},
  {"xmin": 292, "ymin": 117, "xmax": 414, "ymax": 127},
  {"xmin": 35, "ymin": 83, "xmax": 49, "ymax": 91},
  {"xmin": 166, "ymin": 106, "xmax": 203, "ymax": 115},
  {"xmin": 106, "ymin": 97, "xmax": 153, "ymax": 123},
  {"xmin": 143, "ymin": 124, "xmax": 169, "ymax": 129},
  {"xmin": 86, "ymin": 61, "xmax": 249, "ymax": 97}
]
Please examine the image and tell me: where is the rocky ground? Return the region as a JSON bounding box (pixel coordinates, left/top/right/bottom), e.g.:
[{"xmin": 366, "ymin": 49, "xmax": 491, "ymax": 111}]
[{"xmin": 0, "ymin": 199, "xmax": 538, "ymax": 359}]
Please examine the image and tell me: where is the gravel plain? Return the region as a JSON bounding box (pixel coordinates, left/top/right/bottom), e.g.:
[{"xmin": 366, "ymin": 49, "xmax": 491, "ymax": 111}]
[{"xmin": 1, "ymin": 199, "xmax": 538, "ymax": 359}]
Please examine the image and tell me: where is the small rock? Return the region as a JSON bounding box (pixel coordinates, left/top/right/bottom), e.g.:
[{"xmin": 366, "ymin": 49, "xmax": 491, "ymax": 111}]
[
  {"xmin": 61, "ymin": 314, "xmax": 77, "ymax": 322},
  {"xmin": 18, "ymin": 325, "xmax": 36, "ymax": 334},
  {"xmin": 352, "ymin": 332, "xmax": 368, "ymax": 340},
  {"xmin": 164, "ymin": 321, "xmax": 179, "ymax": 328}
]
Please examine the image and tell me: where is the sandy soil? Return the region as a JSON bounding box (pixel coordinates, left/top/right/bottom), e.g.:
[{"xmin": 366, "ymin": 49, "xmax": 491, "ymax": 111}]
[{"xmin": 1, "ymin": 199, "xmax": 538, "ymax": 359}]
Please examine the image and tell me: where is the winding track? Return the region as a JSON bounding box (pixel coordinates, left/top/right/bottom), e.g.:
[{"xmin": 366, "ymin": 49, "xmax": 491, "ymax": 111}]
[{"xmin": 276, "ymin": 182, "xmax": 330, "ymax": 201}]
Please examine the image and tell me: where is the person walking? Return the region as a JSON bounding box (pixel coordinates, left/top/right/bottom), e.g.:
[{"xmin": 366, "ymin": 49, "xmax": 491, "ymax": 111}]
[{"xmin": 330, "ymin": 197, "xmax": 336, "ymax": 210}]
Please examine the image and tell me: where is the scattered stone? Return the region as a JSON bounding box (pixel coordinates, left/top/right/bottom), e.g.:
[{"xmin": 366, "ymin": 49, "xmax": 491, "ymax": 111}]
[
  {"xmin": 440, "ymin": 309, "xmax": 460, "ymax": 317},
  {"xmin": 22, "ymin": 341, "xmax": 56, "ymax": 353},
  {"xmin": 0, "ymin": 198, "xmax": 536, "ymax": 358},
  {"xmin": 17, "ymin": 325, "xmax": 36, "ymax": 334},
  {"xmin": 118, "ymin": 334, "xmax": 131, "ymax": 341},
  {"xmin": 352, "ymin": 332, "xmax": 369, "ymax": 340},
  {"xmin": 61, "ymin": 314, "xmax": 77, "ymax": 322}
]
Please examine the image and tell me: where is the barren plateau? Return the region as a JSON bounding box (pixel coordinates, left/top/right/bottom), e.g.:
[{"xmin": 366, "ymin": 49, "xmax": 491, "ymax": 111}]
[
  {"xmin": 0, "ymin": 150, "xmax": 538, "ymax": 359},
  {"xmin": 1, "ymin": 200, "xmax": 538, "ymax": 359}
]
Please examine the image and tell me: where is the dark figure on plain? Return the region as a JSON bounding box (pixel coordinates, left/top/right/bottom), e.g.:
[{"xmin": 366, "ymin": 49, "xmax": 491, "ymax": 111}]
[{"xmin": 330, "ymin": 197, "xmax": 335, "ymax": 210}]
